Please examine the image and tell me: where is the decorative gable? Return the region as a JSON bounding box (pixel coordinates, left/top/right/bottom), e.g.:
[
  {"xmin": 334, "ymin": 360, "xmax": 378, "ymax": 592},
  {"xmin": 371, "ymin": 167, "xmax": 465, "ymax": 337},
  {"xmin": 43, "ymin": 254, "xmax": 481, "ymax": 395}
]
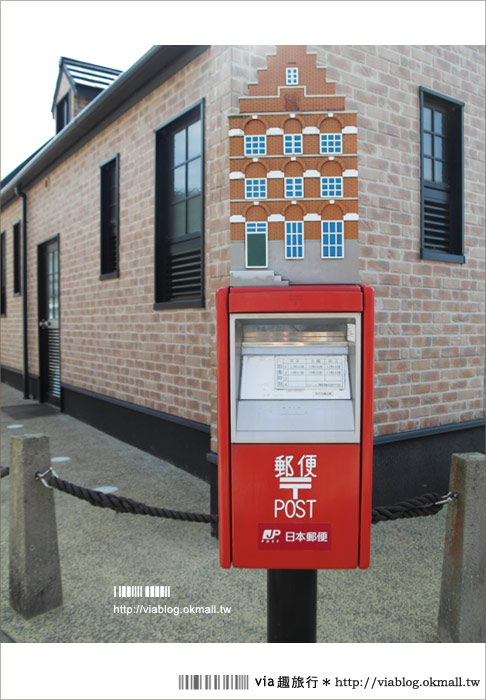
[{"xmin": 229, "ymin": 46, "xmax": 359, "ymax": 286}]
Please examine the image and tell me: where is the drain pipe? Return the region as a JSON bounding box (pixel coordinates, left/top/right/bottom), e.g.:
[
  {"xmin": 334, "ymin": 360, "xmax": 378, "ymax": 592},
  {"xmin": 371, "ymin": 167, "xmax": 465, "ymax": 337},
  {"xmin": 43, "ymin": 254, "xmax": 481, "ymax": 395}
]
[{"xmin": 14, "ymin": 185, "xmax": 29, "ymax": 399}]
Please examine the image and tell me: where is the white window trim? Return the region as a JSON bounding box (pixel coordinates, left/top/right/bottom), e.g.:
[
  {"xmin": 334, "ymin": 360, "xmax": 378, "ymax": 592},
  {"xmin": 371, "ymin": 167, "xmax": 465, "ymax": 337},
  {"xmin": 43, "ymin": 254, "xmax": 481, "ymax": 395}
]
[
  {"xmin": 283, "ymin": 133, "xmax": 303, "ymax": 155},
  {"xmin": 321, "ymin": 221, "xmax": 344, "ymax": 259},
  {"xmin": 245, "ymin": 178, "xmax": 267, "ymax": 199},
  {"xmin": 286, "ymin": 67, "xmax": 299, "ymax": 85},
  {"xmin": 244, "ymin": 134, "xmax": 267, "ymax": 156},
  {"xmin": 245, "ymin": 223, "xmax": 268, "ymax": 269},
  {"xmin": 320, "ymin": 133, "xmax": 343, "ymax": 155},
  {"xmin": 320, "ymin": 176, "xmax": 343, "ymax": 198},
  {"xmin": 285, "ymin": 221, "xmax": 304, "ymax": 260},
  {"xmin": 284, "ymin": 177, "xmax": 304, "ymax": 199}
]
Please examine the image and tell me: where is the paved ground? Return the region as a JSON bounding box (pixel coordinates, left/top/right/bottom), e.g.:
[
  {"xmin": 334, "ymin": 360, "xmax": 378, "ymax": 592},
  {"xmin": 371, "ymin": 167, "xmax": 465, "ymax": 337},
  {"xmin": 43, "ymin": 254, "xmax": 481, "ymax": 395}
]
[{"xmin": 1, "ymin": 382, "xmax": 448, "ymax": 643}]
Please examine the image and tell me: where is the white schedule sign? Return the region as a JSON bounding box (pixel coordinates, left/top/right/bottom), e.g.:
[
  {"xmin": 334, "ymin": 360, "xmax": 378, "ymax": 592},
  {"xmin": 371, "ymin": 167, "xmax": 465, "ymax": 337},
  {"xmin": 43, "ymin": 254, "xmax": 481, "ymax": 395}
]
[
  {"xmin": 239, "ymin": 354, "xmax": 351, "ymax": 400},
  {"xmin": 275, "ymin": 355, "xmax": 346, "ymax": 392}
]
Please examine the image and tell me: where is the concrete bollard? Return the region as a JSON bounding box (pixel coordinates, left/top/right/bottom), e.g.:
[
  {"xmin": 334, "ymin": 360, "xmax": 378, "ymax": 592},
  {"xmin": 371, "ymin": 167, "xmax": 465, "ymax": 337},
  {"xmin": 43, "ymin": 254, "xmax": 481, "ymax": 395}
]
[
  {"xmin": 9, "ymin": 434, "xmax": 63, "ymax": 618},
  {"xmin": 438, "ymin": 452, "xmax": 485, "ymax": 643}
]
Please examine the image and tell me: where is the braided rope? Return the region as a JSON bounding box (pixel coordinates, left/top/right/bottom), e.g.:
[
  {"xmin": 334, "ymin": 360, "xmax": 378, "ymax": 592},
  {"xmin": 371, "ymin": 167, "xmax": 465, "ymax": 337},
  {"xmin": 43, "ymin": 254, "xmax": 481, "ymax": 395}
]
[
  {"xmin": 0, "ymin": 466, "xmax": 9, "ymax": 478},
  {"xmin": 38, "ymin": 471, "xmax": 453, "ymax": 526},
  {"xmin": 47, "ymin": 474, "xmax": 218, "ymax": 524},
  {"xmin": 371, "ymin": 492, "xmax": 444, "ymax": 523}
]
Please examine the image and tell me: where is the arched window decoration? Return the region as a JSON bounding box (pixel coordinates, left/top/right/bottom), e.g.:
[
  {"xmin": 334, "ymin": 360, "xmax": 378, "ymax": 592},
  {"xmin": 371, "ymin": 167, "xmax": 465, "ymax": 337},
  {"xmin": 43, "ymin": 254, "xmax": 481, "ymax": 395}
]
[
  {"xmin": 244, "ymin": 119, "xmax": 267, "ymax": 156},
  {"xmin": 282, "ymin": 117, "xmax": 303, "ymax": 155},
  {"xmin": 320, "ymin": 117, "xmax": 343, "ymax": 155},
  {"xmin": 320, "ymin": 161, "xmax": 343, "ymax": 198},
  {"xmin": 284, "ymin": 161, "xmax": 304, "ymax": 199},
  {"xmin": 245, "ymin": 162, "xmax": 267, "ymax": 200}
]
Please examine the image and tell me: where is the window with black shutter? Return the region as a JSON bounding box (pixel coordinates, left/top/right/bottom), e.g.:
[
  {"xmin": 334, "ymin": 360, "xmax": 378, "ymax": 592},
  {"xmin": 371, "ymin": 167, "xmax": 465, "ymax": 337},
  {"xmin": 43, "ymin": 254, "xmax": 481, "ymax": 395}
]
[
  {"xmin": 13, "ymin": 222, "xmax": 21, "ymax": 295},
  {"xmin": 56, "ymin": 93, "xmax": 70, "ymax": 133},
  {"xmin": 100, "ymin": 155, "xmax": 119, "ymax": 278},
  {"xmin": 155, "ymin": 101, "xmax": 204, "ymax": 308},
  {"xmin": 420, "ymin": 88, "xmax": 464, "ymax": 264},
  {"xmin": 0, "ymin": 232, "xmax": 6, "ymax": 316}
]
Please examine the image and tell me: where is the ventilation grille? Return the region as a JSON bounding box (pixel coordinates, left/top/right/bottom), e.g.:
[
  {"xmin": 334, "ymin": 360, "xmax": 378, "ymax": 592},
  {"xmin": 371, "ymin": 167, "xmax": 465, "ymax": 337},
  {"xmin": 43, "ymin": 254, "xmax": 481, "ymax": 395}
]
[
  {"xmin": 423, "ymin": 198, "xmax": 450, "ymax": 252},
  {"xmin": 47, "ymin": 328, "xmax": 61, "ymax": 398},
  {"xmin": 167, "ymin": 248, "xmax": 202, "ymax": 301}
]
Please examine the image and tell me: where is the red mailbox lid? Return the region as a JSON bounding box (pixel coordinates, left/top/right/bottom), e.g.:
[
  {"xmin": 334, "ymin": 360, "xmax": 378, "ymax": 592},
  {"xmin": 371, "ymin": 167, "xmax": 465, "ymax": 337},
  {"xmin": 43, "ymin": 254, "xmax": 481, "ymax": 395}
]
[{"xmin": 228, "ymin": 285, "xmax": 363, "ymax": 313}]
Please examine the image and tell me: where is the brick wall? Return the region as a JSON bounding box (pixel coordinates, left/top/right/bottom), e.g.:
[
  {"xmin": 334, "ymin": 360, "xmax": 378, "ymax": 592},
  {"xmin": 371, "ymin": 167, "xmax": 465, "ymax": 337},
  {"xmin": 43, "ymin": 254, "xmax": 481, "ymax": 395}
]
[
  {"xmin": 0, "ymin": 200, "xmax": 23, "ymax": 371},
  {"xmin": 2, "ymin": 47, "xmax": 234, "ymax": 436},
  {"xmin": 1, "ymin": 45, "xmax": 484, "ymax": 454},
  {"xmin": 308, "ymin": 44, "xmax": 485, "ymax": 435}
]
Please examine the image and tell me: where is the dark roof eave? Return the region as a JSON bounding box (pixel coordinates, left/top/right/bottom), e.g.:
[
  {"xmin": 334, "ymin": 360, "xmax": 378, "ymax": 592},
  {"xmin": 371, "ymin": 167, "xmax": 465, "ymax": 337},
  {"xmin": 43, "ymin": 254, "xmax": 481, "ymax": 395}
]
[{"xmin": 1, "ymin": 45, "xmax": 209, "ymax": 209}]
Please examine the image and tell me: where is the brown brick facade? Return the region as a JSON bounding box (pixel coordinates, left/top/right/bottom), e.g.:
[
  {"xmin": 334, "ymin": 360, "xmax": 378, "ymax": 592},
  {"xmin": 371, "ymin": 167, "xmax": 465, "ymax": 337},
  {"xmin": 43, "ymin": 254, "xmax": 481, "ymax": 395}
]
[{"xmin": 1, "ymin": 45, "xmax": 484, "ymax": 459}]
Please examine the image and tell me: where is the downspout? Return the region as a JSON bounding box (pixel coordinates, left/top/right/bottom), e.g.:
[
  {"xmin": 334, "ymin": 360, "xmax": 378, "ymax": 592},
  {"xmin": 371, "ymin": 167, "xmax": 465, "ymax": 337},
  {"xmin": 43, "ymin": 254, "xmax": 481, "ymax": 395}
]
[{"xmin": 14, "ymin": 185, "xmax": 29, "ymax": 399}]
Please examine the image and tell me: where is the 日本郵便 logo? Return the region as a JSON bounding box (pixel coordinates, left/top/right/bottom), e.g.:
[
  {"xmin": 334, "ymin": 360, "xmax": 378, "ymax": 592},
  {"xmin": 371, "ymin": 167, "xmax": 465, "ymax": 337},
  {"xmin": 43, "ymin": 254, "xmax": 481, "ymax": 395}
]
[{"xmin": 260, "ymin": 529, "xmax": 281, "ymax": 543}]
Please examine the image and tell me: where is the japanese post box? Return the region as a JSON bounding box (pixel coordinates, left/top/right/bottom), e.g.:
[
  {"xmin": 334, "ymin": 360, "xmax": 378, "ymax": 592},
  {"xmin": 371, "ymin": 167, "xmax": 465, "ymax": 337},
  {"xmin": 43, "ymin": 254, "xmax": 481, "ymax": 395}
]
[{"xmin": 217, "ymin": 285, "xmax": 374, "ymax": 569}]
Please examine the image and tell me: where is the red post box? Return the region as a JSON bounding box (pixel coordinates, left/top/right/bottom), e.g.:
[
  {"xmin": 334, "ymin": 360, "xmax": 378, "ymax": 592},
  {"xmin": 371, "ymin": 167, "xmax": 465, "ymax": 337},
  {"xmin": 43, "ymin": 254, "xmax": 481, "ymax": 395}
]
[{"xmin": 217, "ymin": 284, "xmax": 374, "ymax": 570}]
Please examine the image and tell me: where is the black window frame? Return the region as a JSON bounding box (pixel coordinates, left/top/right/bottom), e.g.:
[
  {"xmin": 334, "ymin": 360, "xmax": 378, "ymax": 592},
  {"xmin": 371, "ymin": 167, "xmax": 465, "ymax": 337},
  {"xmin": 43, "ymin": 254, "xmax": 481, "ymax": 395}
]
[
  {"xmin": 154, "ymin": 100, "xmax": 205, "ymax": 310},
  {"xmin": 12, "ymin": 221, "xmax": 21, "ymax": 295},
  {"xmin": 100, "ymin": 154, "xmax": 120, "ymax": 280},
  {"xmin": 56, "ymin": 93, "xmax": 70, "ymax": 133},
  {"xmin": 0, "ymin": 232, "xmax": 6, "ymax": 316},
  {"xmin": 419, "ymin": 87, "xmax": 465, "ymax": 264}
]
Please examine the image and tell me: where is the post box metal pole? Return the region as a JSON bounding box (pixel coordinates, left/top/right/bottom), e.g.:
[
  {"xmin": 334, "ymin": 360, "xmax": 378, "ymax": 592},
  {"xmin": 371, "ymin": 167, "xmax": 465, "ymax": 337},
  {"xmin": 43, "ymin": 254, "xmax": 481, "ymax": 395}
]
[{"xmin": 267, "ymin": 569, "xmax": 317, "ymax": 642}]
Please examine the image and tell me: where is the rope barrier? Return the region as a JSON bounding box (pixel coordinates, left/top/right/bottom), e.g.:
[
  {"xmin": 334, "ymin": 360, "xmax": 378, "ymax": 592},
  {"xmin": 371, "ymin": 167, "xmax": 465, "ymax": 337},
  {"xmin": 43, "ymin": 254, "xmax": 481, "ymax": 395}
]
[
  {"xmin": 0, "ymin": 466, "xmax": 9, "ymax": 478},
  {"xmin": 31, "ymin": 466, "xmax": 457, "ymax": 525},
  {"xmin": 371, "ymin": 491, "xmax": 457, "ymax": 524},
  {"xmin": 40, "ymin": 470, "xmax": 218, "ymax": 524}
]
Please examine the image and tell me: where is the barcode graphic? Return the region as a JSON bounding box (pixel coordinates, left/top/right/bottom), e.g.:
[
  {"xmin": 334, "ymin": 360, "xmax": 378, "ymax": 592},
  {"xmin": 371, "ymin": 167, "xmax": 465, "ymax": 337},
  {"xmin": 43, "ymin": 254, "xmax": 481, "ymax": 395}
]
[
  {"xmin": 178, "ymin": 675, "xmax": 249, "ymax": 690},
  {"xmin": 113, "ymin": 586, "xmax": 170, "ymax": 598}
]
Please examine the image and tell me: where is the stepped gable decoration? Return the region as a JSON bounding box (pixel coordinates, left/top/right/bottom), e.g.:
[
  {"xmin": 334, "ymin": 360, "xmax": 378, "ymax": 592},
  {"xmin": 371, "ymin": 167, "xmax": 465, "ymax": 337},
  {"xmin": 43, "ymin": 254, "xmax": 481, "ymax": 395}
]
[{"xmin": 229, "ymin": 45, "xmax": 359, "ymax": 286}]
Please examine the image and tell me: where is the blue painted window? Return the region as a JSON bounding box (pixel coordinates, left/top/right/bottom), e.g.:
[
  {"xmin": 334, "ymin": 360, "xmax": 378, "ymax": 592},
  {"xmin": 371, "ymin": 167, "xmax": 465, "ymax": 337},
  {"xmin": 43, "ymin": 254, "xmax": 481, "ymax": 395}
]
[
  {"xmin": 320, "ymin": 133, "xmax": 342, "ymax": 154},
  {"xmin": 284, "ymin": 177, "xmax": 303, "ymax": 198},
  {"xmin": 283, "ymin": 134, "xmax": 303, "ymax": 154},
  {"xmin": 244, "ymin": 135, "xmax": 266, "ymax": 156},
  {"xmin": 245, "ymin": 178, "xmax": 267, "ymax": 199},
  {"xmin": 321, "ymin": 221, "xmax": 344, "ymax": 258},
  {"xmin": 321, "ymin": 177, "xmax": 343, "ymax": 198},
  {"xmin": 286, "ymin": 67, "xmax": 299, "ymax": 85},
  {"xmin": 285, "ymin": 221, "xmax": 304, "ymax": 259}
]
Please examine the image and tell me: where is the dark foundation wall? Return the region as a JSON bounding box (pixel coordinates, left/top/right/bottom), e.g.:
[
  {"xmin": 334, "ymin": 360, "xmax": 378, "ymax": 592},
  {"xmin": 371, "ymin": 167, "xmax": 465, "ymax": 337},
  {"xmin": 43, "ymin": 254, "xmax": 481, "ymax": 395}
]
[
  {"xmin": 372, "ymin": 422, "xmax": 485, "ymax": 506},
  {"xmin": 61, "ymin": 384, "xmax": 212, "ymax": 482},
  {"xmin": 1, "ymin": 365, "xmax": 39, "ymax": 399}
]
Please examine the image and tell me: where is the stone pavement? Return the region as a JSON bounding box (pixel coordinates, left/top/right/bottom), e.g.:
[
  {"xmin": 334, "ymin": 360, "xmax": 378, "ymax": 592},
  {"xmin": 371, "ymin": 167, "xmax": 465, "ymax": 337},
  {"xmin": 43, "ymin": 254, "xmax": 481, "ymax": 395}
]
[{"xmin": 1, "ymin": 382, "xmax": 447, "ymax": 643}]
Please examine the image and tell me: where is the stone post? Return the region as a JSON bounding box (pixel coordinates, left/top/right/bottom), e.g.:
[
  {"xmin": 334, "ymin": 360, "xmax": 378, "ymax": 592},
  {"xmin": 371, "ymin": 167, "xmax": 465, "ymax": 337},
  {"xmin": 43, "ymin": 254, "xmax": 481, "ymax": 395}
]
[
  {"xmin": 9, "ymin": 434, "xmax": 63, "ymax": 618},
  {"xmin": 438, "ymin": 452, "xmax": 485, "ymax": 643}
]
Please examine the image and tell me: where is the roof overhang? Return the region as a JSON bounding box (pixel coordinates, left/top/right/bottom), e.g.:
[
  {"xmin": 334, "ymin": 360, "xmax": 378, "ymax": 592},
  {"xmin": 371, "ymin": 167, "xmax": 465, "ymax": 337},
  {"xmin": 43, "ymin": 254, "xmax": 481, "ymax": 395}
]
[{"xmin": 1, "ymin": 45, "xmax": 209, "ymax": 210}]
